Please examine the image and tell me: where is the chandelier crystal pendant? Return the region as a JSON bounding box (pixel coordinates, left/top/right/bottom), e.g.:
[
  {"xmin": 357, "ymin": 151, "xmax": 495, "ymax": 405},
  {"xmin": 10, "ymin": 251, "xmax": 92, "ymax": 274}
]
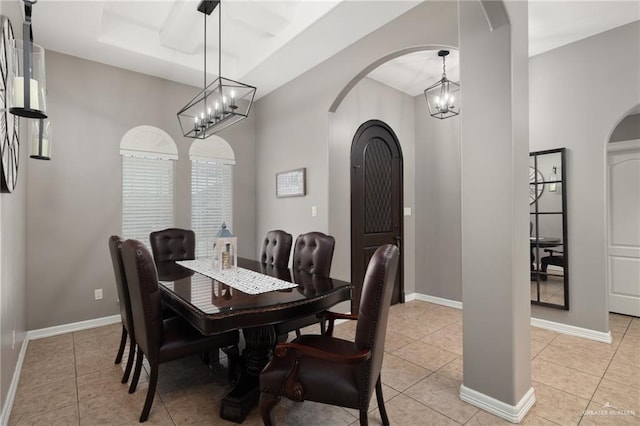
[
  {"xmin": 177, "ymin": 0, "xmax": 256, "ymax": 139},
  {"xmin": 424, "ymin": 50, "xmax": 460, "ymax": 120}
]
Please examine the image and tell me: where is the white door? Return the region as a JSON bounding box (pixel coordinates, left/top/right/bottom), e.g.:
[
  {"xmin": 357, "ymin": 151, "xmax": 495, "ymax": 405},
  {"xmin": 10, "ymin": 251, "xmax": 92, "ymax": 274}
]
[{"xmin": 608, "ymin": 140, "xmax": 640, "ymax": 317}]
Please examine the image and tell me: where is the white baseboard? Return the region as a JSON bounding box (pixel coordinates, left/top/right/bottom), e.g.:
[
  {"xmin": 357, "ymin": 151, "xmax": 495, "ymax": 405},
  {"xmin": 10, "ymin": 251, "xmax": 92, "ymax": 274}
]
[
  {"xmin": 410, "ymin": 293, "xmax": 463, "ymax": 310},
  {"xmin": 460, "ymin": 384, "xmax": 535, "ymax": 423},
  {"xmin": 404, "ymin": 292, "xmax": 416, "ymax": 302},
  {"xmin": 0, "ymin": 338, "xmax": 29, "ymax": 426},
  {"xmin": 26, "ymin": 315, "xmax": 121, "ymax": 341},
  {"xmin": 408, "ymin": 293, "xmax": 612, "ymax": 343},
  {"xmin": 530, "ymin": 317, "xmax": 612, "ymax": 343}
]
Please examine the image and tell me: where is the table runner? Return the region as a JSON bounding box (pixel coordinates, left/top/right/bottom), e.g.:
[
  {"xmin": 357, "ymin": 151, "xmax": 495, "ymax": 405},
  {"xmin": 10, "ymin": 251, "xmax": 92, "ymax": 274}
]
[{"xmin": 176, "ymin": 258, "xmax": 298, "ymax": 295}]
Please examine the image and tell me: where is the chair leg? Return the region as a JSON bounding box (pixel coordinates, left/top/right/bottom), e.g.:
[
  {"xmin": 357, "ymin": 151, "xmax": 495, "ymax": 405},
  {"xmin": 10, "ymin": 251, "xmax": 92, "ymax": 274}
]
[
  {"xmin": 375, "ymin": 376, "xmax": 390, "ymax": 426},
  {"xmin": 139, "ymin": 364, "xmax": 158, "ymax": 422},
  {"xmin": 294, "ymin": 329, "xmax": 301, "ymax": 338},
  {"xmin": 129, "ymin": 347, "xmax": 144, "ymax": 394},
  {"xmin": 114, "ymin": 325, "xmax": 127, "ymax": 364},
  {"xmin": 359, "ymin": 409, "xmax": 369, "ymax": 426},
  {"xmin": 259, "ymin": 392, "xmax": 280, "ymax": 426},
  {"xmin": 121, "ymin": 335, "xmax": 136, "ymax": 384},
  {"xmin": 540, "ymin": 260, "xmax": 549, "ymax": 281}
]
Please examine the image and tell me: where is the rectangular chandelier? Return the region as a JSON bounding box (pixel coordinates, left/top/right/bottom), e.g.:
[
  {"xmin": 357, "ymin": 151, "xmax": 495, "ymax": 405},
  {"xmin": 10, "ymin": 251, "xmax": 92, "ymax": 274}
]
[
  {"xmin": 177, "ymin": 77, "xmax": 255, "ymax": 139},
  {"xmin": 177, "ymin": 0, "xmax": 256, "ymax": 139}
]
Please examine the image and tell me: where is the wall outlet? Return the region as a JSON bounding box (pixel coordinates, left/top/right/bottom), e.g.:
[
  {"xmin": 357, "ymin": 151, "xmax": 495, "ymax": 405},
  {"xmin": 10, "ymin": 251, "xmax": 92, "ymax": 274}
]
[
  {"xmin": 94, "ymin": 288, "xmax": 103, "ymax": 300},
  {"xmin": 12, "ymin": 330, "xmax": 15, "ymax": 350}
]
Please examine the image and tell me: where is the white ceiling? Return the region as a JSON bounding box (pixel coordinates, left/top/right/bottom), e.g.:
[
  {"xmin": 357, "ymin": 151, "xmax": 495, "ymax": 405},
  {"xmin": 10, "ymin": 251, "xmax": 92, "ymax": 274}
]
[
  {"xmin": 20, "ymin": 0, "xmax": 640, "ymax": 99},
  {"xmin": 368, "ymin": 1, "xmax": 640, "ymax": 97}
]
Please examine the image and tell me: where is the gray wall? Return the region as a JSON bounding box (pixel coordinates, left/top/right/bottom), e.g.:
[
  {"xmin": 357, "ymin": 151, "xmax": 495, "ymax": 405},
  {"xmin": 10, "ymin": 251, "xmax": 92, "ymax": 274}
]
[
  {"xmin": 0, "ymin": 102, "xmax": 27, "ymax": 417},
  {"xmin": 254, "ymin": 0, "xmax": 458, "ymax": 271},
  {"xmin": 529, "ymin": 21, "xmax": 640, "ymax": 332},
  {"xmin": 0, "ymin": 0, "xmax": 28, "ymax": 410},
  {"xmin": 26, "ymin": 51, "xmax": 256, "ymax": 330},
  {"xmin": 328, "ymin": 76, "xmax": 416, "ymax": 297},
  {"xmin": 414, "ymin": 99, "xmax": 461, "ymax": 301},
  {"xmin": 409, "ymin": 17, "xmax": 640, "ymax": 332},
  {"xmin": 610, "ymin": 113, "xmax": 640, "ymax": 142},
  {"xmin": 0, "ymin": 131, "xmax": 27, "ymax": 418}
]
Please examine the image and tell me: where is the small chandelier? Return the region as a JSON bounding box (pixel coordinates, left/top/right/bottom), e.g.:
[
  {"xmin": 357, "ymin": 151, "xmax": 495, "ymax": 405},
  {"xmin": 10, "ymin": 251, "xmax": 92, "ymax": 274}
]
[
  {"xmin": 177, "ymin": 0, "xmax": 256, "ymax": 139},
  {"xmin": 424, "ymin": 50, "xmax": 460, "ymax": 120}
]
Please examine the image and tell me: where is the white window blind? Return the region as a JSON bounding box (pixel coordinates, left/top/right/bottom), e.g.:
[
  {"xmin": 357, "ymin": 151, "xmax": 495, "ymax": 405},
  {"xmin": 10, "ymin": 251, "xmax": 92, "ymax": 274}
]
[
  {"xmin": 122, "ymin": 155, "xmax": 174, "ymax": 249},
  {"xmin": 192, "ymin": 161, "xmax": 233, "ymax": 258}
]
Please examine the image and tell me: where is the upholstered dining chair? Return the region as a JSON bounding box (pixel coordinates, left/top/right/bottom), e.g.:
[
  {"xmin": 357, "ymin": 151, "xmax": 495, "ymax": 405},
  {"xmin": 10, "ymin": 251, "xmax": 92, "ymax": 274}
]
[
  {"xmin": 259, "ymin": 244, "xmax": 400, "ymax": 426},
  {"xmin": 291, "ymin": 231, "xmax": 335, "ymax": 276},
  {"xmin": 540, "ymin": 247, "xmax": 564, "ymax": 281},
  {"xmin": 274, "ymin": 231, "xmax": 335, "ymax": 338},
  {"xmin": 149, "ymin": 228, "xmax": 195, "ymax": 266},
  {"xmin": 108, "ymin": 235, "xmax": 137, "ymax": 385},
  {"xmin": 122, "ymin": 239, "xmax": 240, "ymax": 422},
  {"xmin": 260, "ymin": 230, "xmax": 293, "ymax": 269}
]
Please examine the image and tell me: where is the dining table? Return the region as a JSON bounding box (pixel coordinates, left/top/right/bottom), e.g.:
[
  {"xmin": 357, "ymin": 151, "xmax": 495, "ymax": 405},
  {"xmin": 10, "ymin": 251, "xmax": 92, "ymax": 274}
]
[{"xmin": 156, "ymin": 257, "xmax": 352, "ymax": 423}]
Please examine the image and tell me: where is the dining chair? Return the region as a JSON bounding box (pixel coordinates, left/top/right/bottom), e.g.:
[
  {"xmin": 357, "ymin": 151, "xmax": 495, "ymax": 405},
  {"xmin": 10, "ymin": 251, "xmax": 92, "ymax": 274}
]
[
  {"xmin": 259, "ymin": 244, "xmax": 400, "ymax": 426},
  {"xmin": 108, "ymin": 235, "xmax": 137, "ymax": 385},
  {"xmin": 274, "ymin": 231, "xmax": 335, "ymax": 338},
  {"xmin": 121, "ymin": 239, "xmax": 240, "ymax": 422},
  {"xmin": 149, "ymin": 228, "xmax": 196, "ymax": 266},
  {"xmin": 260, "ymin": 230, "xmax": 293, "ymax": 269},
  {"xmin": 291, "ymin": 231, "xmax": 335, "ymax": 276},
  {"xmin": 540, "ymin": 247, "xmax": 564, "ymax": 281}
]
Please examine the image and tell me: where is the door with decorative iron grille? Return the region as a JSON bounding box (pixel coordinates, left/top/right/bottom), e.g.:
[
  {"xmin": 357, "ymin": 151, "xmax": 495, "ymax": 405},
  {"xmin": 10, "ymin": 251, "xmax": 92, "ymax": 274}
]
[{"xmin": 351, "ymin": 120, "xmax": 404, "ymax": 312}]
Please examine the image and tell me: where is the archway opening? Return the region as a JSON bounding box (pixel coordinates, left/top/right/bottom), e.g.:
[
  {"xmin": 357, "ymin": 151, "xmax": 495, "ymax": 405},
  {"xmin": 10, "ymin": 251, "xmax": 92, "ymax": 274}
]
[
  {"xmin": 606, "ymin": 105, "xmax": 640, "ymax": 317},
  {"xmin": 327, "ymin": 47, "xmax": 462, "ymax": 305}
]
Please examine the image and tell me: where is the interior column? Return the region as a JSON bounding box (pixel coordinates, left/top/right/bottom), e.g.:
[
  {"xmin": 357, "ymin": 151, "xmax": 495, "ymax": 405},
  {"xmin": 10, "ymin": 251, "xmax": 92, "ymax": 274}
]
[{"xmin": 458, "ymin": 0, "xmax": 534, "ymax": 421}]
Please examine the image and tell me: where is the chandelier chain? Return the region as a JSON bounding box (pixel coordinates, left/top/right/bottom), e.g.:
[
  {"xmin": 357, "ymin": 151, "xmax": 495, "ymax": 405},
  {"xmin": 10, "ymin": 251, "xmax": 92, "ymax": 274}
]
[
  {"xmin": 442, "ymin": 56, "xmax": 447, "ymax": 79},
  {"xmin": 219, "ymin": 0, "xmax": 222, "ymax": 79},
  {"xmin": 203, "ymin": 11, "xmax": 206, "ymax": 90}
]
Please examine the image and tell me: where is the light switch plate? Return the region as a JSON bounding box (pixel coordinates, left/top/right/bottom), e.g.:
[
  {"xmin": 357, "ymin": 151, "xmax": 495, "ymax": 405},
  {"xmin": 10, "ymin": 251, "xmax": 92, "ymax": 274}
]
[{"xmin": 403, "ymin": 207, "xmax": 412, "ymax": 216}]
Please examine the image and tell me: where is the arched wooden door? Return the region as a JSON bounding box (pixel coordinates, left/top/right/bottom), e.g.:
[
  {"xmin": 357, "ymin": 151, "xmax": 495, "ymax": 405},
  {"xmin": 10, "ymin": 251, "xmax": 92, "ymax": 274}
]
[{"xmin": 351, "ymin": 120, "xmax": 404, "ymax": 312}]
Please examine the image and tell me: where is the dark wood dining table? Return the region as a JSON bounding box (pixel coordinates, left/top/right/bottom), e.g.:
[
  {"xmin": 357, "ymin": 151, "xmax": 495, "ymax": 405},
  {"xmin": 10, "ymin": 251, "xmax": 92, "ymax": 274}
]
[{"xmin": 156, "ymin": 257, "xmax": 352, "ymax": 423}]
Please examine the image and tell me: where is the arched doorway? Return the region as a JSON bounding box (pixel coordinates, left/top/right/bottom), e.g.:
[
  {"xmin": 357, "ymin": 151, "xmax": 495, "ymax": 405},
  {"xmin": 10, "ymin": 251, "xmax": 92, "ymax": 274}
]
[
  {"xmin": 350, "ymin": 119, "xmax": 404, "ymax": 311},
  {"xmin": 607, "ymin": 108, "xmax": 640, "ymax": 317}
]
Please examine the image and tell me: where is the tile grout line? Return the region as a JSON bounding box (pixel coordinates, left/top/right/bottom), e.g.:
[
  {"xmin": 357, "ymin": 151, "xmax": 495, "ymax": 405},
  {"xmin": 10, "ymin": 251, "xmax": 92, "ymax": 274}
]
[
  {"xmin": 576, "ymin": 318, "xmax": 632, "ymax": 426},
  {"xmin": 72, "ymin": 332, "xmax": 81, "ymax": 426}
]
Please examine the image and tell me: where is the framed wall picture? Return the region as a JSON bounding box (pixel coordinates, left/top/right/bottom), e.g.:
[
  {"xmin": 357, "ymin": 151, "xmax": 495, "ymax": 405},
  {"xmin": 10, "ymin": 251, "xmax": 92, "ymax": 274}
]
[{"xmin": 276, "ymin": 168, "xmax": 306, "ymax": 198}]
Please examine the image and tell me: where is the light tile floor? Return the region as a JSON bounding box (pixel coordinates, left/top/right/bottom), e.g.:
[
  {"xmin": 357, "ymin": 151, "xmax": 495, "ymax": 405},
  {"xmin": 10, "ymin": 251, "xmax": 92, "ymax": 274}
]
[{"xmin": 8, "ymin": 301, "xmax": 640, "ymax": 425}]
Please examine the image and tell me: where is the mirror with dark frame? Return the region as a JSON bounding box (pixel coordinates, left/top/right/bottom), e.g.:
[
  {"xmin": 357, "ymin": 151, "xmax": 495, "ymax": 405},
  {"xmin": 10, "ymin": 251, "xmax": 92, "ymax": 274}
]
[{"xmin": 530, "ymin": 148, "xmax": 569, "ymax": 309}]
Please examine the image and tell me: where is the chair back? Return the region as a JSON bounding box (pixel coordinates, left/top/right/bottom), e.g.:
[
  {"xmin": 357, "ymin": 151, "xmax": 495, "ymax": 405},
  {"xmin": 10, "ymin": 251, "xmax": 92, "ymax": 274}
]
[
  {"xmin": 354, "ymin": 244, "xmax": 399, "ymax": 400},
  {"xmin": 260, "ymin": 230, "xmax": 293, "ymax": 269},
  {"xmin": 108, "ymin": 235, "xmax": 134, "ymax": 334},
  {"xmin": 149, "ymin": 228, "xmax": 195, "ymax": 264},
  {"xmin": 122, "ymin": 239, "xmax": 165, "ymax": 363},
  {"xmin": 292, "ymin": 232, "xmax": 335, "ymax": 277}
]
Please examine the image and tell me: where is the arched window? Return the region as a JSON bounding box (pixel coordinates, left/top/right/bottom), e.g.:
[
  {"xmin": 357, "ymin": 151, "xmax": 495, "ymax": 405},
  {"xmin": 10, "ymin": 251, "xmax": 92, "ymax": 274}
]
[
  {"xmin": 190, "ymin": 136, "xmax": 235, "ymax": 258},
  {"xmin": 120, "ymin": 126, "xmax": 178, "ymax": 248}
]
